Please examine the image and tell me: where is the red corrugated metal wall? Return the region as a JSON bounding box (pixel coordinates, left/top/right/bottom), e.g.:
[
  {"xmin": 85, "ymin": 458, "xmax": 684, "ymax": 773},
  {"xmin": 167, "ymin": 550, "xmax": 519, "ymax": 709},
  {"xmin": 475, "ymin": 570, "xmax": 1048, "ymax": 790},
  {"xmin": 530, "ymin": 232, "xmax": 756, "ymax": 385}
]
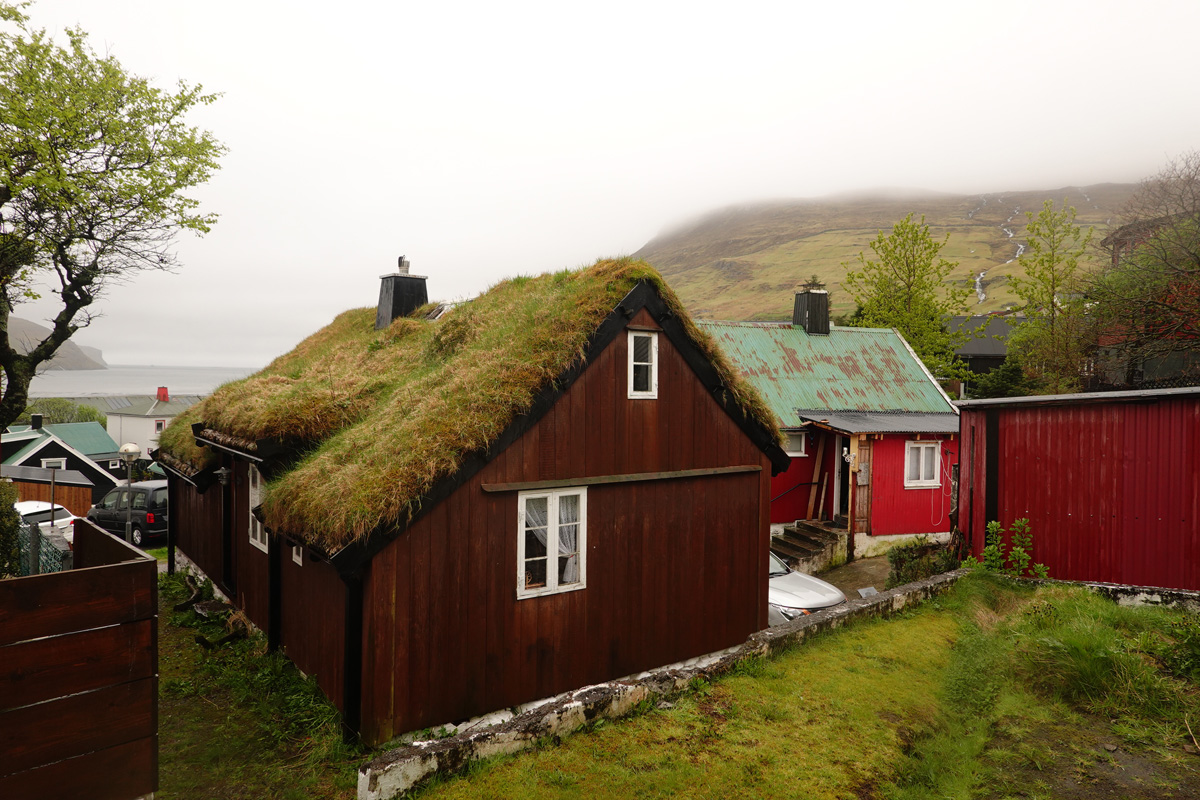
[
  {"xmin": 769, "ymin": 431, "xmax": 839, "ymax": 523},
  {"xmin": 961, "ymin": 395, "xmax": 1200, "ymax": 590},
  {"xmin": 868, "ymin": 434, "xmax": 958, "ymax": 536}
]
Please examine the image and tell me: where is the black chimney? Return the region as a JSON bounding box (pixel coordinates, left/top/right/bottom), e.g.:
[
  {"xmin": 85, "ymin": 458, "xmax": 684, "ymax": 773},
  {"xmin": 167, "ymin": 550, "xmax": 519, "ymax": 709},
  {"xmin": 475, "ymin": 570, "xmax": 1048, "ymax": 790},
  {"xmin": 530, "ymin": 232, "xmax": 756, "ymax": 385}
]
[
  {"xmin": 792, "ymin": 288, "xmax": 830, "ymax": 335},
  {"xmin": 30, "ymin": 413, "xmax": 42, "ymax": 430},
  {"xmin": 375, "ymin": 256, "xmax": 429, "ymax": 330}
]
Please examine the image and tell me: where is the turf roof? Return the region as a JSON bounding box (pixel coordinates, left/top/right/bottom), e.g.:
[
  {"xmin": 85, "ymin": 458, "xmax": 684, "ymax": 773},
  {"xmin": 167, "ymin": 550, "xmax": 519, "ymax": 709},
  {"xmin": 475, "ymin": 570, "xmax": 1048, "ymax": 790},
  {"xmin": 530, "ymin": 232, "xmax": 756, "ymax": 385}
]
[{"xmin": 158, "ymin": 258, "xmax": 782, "ymax": 552}]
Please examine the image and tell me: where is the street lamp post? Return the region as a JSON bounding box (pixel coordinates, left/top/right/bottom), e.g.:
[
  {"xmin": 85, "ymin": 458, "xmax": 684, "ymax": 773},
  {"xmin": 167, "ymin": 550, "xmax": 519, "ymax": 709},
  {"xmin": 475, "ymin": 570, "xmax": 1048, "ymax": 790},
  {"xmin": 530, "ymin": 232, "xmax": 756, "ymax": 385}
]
[{"xmin": 119, "ymin": 443, "xmax": 142, "ymax": 543}]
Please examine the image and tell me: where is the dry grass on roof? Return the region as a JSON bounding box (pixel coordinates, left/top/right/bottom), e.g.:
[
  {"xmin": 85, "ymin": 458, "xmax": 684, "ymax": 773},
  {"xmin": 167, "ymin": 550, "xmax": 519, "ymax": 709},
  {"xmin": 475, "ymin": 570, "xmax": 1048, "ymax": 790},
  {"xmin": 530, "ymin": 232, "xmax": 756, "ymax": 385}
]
[{"xmin": 158, "ymin": 258, "xmax": 781, "ymax": 551}]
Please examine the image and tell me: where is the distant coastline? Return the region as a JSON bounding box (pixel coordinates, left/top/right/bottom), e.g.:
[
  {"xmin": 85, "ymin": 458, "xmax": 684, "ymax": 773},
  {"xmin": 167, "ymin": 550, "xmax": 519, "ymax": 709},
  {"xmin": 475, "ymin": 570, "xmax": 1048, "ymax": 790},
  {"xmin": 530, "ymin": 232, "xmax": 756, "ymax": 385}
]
[{"xmin": 29, "ymin": 364, "xmax": 258, "ymax": 398}]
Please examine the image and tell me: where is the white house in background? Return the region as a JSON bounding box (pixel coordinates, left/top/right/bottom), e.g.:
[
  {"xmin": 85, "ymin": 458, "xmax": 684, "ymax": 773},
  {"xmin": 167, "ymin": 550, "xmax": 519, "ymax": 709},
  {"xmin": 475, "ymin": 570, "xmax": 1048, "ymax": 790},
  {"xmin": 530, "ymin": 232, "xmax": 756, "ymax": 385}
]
[{"xmin": 103, "ymin": 388, "xmax": 201, "ymax": 456}]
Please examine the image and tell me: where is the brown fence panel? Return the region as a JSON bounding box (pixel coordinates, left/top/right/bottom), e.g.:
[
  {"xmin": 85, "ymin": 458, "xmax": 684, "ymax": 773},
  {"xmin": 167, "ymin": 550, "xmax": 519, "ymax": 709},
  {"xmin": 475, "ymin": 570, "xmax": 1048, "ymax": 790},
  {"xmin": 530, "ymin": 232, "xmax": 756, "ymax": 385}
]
[
  {"xmin": 0, "ymin": 523, "xmax": 157, "ymax": 797},
  {"xmin": 0, "ymin": 738, "xmax": 156, "ymax": 800},
  {"xmin": 13, "ymin": 481, "xmax": 94, "ymax": 517},
  {"xmin": 0, "ymin": 619, "xmax": 154, "ymax": 709}
]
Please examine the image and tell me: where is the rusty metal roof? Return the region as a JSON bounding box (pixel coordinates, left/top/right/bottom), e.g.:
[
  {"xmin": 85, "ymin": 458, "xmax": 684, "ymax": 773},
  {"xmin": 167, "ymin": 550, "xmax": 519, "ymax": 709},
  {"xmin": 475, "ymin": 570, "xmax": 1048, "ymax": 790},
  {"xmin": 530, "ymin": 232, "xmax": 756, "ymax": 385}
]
[{"xmin": 699, "ymin": 321, "xmax": 956, "ymax": 428}]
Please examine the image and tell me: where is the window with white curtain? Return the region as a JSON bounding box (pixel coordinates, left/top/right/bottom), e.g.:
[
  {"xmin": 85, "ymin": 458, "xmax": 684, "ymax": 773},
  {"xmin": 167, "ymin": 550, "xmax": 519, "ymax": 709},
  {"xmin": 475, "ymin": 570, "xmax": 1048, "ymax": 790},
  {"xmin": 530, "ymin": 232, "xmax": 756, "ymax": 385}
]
[
  {"xmin": 517, "ymin": 488, "xmax": 587, "ymax": 598},
  {"xmin": 904, "ymin": 441, "xmax": 940, "ymax": 488},
  {"xmin": 627, "ymin": 331, "xmax": 658, "ymax": 398},
  {"xmin": 248, "ymin": 464, "xmax": 268, "ymax": 552}
]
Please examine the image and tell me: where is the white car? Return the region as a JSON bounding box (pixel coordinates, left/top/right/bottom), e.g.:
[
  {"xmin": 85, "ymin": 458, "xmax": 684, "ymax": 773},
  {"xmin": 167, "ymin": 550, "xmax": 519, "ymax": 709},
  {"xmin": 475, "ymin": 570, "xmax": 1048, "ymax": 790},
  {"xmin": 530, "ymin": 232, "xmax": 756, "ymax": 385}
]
[
  {"xmin": 768, "ymin": 551, "xmax": 846, "ymax": 624},
  {"xmin": 14, "ymin": 500, "xmax": 84, "ymax": 546}
]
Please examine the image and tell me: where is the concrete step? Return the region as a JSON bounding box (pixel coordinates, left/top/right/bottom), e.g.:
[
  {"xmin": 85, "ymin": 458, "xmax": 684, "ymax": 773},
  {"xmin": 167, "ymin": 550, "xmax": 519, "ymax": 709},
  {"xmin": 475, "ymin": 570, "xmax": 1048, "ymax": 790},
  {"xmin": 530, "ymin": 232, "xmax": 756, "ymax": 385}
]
[{"xmin": 772, "ymin": 520, "xmax": 849, "ymax": 575}]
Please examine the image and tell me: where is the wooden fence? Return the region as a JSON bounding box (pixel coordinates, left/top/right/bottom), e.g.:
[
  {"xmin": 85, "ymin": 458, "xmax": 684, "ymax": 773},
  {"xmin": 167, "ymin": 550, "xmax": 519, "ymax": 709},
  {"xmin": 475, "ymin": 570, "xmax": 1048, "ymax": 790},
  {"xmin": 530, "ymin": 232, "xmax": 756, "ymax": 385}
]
[
  {"xmin": 0, "ymin": 521, "xmax": 158, "ymax": 799},
  {"xmin": 12, "ymin": 480, "xmax": 95, "ymax": 517}
]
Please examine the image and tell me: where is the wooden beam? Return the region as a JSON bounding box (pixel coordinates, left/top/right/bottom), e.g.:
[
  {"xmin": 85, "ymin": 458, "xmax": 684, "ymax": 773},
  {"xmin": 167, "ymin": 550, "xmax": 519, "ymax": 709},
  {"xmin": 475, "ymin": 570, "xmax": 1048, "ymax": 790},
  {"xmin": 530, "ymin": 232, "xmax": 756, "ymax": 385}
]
[
  {"xmin": 805, "ymin": 436, "xmax": 826, "ymax": 519},
  {"xmin": 481, "ymin": 465, "xmax": 761, "ymax": 494}
]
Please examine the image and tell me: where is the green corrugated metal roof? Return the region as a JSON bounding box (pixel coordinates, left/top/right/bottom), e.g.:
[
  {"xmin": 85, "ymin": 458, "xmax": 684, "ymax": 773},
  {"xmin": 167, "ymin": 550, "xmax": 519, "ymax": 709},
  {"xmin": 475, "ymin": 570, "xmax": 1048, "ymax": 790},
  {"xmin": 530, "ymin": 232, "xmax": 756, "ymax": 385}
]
[
  {"xmin": 699, "ymin": 321, "xmax": 955, "ymax": 428},
  {"xmin": 43, "ymin": 423, "xmax": 119, "ymax": 456}
]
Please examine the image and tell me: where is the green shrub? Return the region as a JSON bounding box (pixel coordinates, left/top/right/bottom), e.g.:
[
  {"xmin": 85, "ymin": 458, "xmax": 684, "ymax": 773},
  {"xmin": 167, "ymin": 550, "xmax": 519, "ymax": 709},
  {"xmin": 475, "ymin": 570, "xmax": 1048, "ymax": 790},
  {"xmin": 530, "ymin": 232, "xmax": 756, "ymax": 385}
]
[
  {"xmin": 960, "ymin": 518, "xmax": 1048, "ymax": 578},
  {"xmin": 0, "ymin": 481, "xmax": 20, "ymax": 578}
]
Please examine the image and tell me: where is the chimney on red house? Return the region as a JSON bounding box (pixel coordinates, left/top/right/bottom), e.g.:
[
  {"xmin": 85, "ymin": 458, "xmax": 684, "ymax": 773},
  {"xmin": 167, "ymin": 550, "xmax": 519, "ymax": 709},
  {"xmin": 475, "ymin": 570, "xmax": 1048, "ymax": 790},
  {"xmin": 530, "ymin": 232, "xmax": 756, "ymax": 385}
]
[{"xmin": 157, "ymin": 387, "xmax": 170, "ymax": 402}]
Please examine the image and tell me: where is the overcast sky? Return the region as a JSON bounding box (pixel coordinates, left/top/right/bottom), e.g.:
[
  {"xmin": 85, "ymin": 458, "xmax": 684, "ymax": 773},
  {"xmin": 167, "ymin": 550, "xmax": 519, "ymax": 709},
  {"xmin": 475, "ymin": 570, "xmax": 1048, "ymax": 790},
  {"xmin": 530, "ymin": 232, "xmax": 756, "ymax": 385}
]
[{"xmin": 17, "ymin": 0, "xmax": 1200, "ymax": 367}]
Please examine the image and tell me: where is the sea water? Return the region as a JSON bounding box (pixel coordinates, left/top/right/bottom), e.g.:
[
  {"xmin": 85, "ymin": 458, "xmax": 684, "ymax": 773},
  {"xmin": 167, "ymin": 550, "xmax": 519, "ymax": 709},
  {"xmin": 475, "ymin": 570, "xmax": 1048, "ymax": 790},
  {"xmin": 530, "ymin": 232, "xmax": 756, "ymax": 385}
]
[{"xmin": 28, "ymin": 365, "xmax": 257, "ymax": 398}]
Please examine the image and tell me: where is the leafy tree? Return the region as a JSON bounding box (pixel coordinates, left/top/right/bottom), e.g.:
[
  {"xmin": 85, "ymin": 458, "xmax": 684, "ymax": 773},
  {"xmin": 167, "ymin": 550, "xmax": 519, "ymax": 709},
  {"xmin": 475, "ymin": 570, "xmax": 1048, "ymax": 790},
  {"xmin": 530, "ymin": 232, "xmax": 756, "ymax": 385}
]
[
  {"xmin": 967, "ymin": 355, "xmax": 1036, "ymax": 399},
  {"xmin": 16, "ymin": 397, "xmax": 105, "ymax": 426},
  {"xmin": 0, "ymin": 3, "xmax": 224, "ymax": 430},
  {"xmin": 1092, "ymin": 152, "xmax": 1200, "ymax": 382},
  {"xmin": 1007, "ymin": 200, "xmax": 1094, "ymax": 393},
  {"xmin": 842, "ymin": 214, "xmax": 973, "ymax": 380}
]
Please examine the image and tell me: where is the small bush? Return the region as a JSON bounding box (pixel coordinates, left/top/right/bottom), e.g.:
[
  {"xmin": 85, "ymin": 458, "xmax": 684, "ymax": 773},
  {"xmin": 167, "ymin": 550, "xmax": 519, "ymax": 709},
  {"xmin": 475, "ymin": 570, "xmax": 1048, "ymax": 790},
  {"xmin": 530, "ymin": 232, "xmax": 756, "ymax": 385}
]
[
  {"xmin": 960, "ymin": 518, "xmax": 1048, "ymax": 578},
  {"xmin": 0, "ymin": 481, "xmax": 20, "ymax": 578},
  {"xmin": 885, "ymin": 536, "xmax": 958, "ymax": 589}
]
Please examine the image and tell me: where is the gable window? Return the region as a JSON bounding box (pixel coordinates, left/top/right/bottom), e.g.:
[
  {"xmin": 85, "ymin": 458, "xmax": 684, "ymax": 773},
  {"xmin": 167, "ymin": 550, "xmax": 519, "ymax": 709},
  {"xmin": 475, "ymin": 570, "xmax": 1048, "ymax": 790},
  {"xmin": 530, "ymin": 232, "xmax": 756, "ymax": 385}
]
[
  {"xmin": 248, "ymin": 464, "xmax": 268, "ymax": 553},
  {"xmin": 627, "ymin": 331, "xmax": 658, "ymax": 399},
  {"xmin": 109, "ymin": 460, "xmax": 121, "ymax": 470},
  {"xmin": 517, "ymin": 488, "xmax": 586, "ymax": 599},
  {"xmin": 904, "ymin": 441, "xmax": 940, "ymax": 488},
  {"xmin": 784, "ymin": 432, "xmax": 807, "ymax": 457},
  {"xmin": 40, "ymin": 458, "xmax": 67, "ymax": 470}
]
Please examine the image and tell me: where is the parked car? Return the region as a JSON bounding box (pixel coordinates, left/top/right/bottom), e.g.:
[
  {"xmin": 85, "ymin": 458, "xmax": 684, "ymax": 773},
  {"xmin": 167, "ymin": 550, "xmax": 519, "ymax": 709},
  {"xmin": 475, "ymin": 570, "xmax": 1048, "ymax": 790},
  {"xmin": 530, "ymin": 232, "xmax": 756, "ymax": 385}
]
[
  {"xmin": 13, "ymin": 500, "xmax": 85, "ymax": 546},
  {"xmin": 87, "ymin": 479, "xmax": 168, "ymax": 546},
  {"xmin": 768, "ymin": 551, "xmax": 846, "ymax": 625}
]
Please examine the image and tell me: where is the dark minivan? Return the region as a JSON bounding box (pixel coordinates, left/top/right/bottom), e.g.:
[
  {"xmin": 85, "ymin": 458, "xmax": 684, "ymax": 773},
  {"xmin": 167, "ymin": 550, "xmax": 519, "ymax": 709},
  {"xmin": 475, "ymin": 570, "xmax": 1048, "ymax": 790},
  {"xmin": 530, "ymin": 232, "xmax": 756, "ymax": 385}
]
[{"xmin": 87, "ymin": 479, "xmax": 168, "ymax": 546}]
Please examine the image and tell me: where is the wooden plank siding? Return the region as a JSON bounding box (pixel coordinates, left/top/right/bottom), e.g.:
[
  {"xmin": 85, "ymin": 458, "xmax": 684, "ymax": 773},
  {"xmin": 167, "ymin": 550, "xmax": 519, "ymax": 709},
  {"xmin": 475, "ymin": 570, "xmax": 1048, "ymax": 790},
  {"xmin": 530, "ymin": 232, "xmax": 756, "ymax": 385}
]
[
  {"xmin": 233, "ymin": 460, "xmax": 270, "ymax": 631},
  {"xmin": 280, "ymin": 550, "xmax": 347, "ymax": 710},
  {"xmin": 0, "ymin": 523, "xmax": 157, "ymax": 798},
  {"xmin": 170, "ymin": 473, "xmax": 223, "ymax": 585},
  {"xmin": 866, "ymin": 434, "xmax": 958, "ymax": 537},
  {"xmin": 359, "ymin": 310, "xmax": 772, "ymax": 742}
]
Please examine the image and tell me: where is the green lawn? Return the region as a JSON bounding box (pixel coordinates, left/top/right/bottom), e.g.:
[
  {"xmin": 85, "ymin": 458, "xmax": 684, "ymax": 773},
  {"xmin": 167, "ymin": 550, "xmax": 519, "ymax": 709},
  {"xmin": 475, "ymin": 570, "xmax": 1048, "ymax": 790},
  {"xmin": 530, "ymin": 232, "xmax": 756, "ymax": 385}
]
[{"xmin": 155, "ymin": 572, "xmax": 1200, "ymax": 799}]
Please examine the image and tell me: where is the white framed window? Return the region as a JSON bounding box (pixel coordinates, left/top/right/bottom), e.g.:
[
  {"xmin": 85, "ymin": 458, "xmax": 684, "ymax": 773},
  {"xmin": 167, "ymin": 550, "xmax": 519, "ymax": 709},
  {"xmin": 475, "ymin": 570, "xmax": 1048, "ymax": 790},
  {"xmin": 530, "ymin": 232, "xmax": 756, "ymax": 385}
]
[
  {"xmin": 40, "ymin": 458, "xmax": 67, "ymax": 470},
  {"xmin": 784, "ymin": 432, "xmax": 807, "ymax": 457},
  {"xmin": 109, "ymin": 460, "xmax": 121, "ymax": 470},
  {"xmin": 627, "ymin": 331, "xmax": 658, "ymax": 399},
  {"xmin": 248, "ymin": 464, "xmax": 268, "ymax": 553},
  {"xmin": 517, "ymin": 488, "xmax": 587, "ymax": 599},
  {"xmin": 292, "ymin": 545, "xmax": 303, "ymax": 566},
  {"xmin": 904, "ymin": 441, "xmax": 941, "ymax": 488}
]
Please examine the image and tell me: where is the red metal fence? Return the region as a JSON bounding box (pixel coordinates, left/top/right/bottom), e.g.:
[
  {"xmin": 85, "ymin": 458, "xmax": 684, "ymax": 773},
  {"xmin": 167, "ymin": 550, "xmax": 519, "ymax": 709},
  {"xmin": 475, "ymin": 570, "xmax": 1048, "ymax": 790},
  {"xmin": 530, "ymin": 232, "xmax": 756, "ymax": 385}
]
[
  {"xmin": 959, "ymin": 388, "xmax": 1200, "ymax": 590},
  {"xmin": 0, "ymin": 522, "xmax": 158, "ymax": 799}
]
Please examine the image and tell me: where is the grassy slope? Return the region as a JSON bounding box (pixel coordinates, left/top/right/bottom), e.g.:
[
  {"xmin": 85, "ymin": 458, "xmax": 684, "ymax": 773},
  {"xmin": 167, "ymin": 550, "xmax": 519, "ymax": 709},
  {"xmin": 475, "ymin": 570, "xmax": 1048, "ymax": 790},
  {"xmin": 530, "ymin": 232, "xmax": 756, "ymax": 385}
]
[{"xmin": 633, "ymin": 184, "xmax": 1135, "ymax": 321}]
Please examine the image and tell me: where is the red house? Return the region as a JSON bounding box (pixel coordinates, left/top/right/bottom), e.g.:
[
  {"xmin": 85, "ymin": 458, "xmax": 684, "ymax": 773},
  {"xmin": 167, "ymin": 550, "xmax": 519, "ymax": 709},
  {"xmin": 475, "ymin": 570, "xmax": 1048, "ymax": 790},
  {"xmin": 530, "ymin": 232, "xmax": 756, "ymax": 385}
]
[
  {"xmin": 702, "ymin": 289, "xmax": 960, "ymax": 559},
  {"xmin": 958, "ymin": 386, "xmax": 1200, "ymax": 591},
  {"xmin": 155, "ymin": 259, "xmax": 788, "ymax": 744}
]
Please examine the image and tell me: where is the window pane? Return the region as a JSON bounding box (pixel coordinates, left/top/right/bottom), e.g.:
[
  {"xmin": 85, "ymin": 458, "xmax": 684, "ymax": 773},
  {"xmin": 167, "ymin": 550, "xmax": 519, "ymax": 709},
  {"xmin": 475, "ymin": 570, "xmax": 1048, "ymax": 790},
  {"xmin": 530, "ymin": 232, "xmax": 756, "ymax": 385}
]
[
  {"xmin": 524, "ymin": 497, "xmax": 548, "ymax": 528},
  {"xmin": 525, "ymin": 528, "xmax": 547, "ymax": 559},
  {"xmin": 633, "ymin": 364, "xmax": 650, "ymax": 392},
  {"xmin": 633, "ymin": 334, "xmax": 651, "ymax": 363},
  {"xmin": 558, "ymin": 494, "xmax": 579, "ymax": 525},
  {"xmin": 907, "ymin": 447, "xmax": 920, "ymax": 481},
  {"xmin": 525, "ymin": 558, "xmax": 547, "ymax": 589},
  {"xmin": 923, "ymin": 446, "xmax": 936, "ymax": 481},
  {"xmin": 559, "ymin": 554, "xmax": 579, "ymax": 585}
]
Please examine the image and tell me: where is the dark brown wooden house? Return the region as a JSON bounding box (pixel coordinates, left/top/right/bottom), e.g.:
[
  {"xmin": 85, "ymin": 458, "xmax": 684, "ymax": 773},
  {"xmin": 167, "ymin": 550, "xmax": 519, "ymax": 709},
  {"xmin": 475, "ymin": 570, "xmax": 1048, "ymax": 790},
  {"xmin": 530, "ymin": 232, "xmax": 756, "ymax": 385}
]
[{"xmin": 156, "ymin": 259, "xmax": 787, "ymax": 744}]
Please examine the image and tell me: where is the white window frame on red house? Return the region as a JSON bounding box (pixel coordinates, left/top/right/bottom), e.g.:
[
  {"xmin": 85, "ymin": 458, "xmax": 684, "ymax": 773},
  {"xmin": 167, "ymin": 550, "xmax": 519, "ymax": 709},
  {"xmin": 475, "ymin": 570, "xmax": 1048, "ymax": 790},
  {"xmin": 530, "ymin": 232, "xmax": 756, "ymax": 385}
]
[
  {"xmin": 904, "ymin": 440, "xmax": 941, "ymax": 488},
  {"xmin": 248, "ymin": 464, "xmax": 269, "ymax": 553},
  {"xmin": 627, "ymin": 331, "xmax": 658, "ymax": 399},
  {"xmin": 516, "ymin": 487, "xmax": 587, "ymax": 599},
  {"xmin": 784, "ymin": 431, "xmax": 807, "ymax": 457}
]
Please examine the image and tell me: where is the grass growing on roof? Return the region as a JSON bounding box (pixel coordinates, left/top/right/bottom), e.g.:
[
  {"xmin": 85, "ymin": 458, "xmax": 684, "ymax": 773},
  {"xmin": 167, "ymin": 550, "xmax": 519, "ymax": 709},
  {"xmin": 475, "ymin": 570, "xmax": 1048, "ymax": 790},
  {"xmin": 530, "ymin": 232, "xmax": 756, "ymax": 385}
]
[{"xmin": 158, "ymin": 258, "xmax": 781, "ymax": 550}]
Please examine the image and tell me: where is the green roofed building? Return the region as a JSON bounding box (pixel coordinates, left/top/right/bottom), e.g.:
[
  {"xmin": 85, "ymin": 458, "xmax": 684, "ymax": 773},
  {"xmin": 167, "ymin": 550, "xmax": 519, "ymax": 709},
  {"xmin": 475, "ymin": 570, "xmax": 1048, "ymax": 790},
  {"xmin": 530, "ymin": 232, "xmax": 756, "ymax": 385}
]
[
  {"xmin": 1, "ymin": 419, "xmax": 121, "ymax": 507},
  {"xmin": 155, "ymin": 258, "xmax": 788, "ymax": 744},
  {"xmin": 700, "ymin": 287, "xmax": 959, "ymax": 559}
]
